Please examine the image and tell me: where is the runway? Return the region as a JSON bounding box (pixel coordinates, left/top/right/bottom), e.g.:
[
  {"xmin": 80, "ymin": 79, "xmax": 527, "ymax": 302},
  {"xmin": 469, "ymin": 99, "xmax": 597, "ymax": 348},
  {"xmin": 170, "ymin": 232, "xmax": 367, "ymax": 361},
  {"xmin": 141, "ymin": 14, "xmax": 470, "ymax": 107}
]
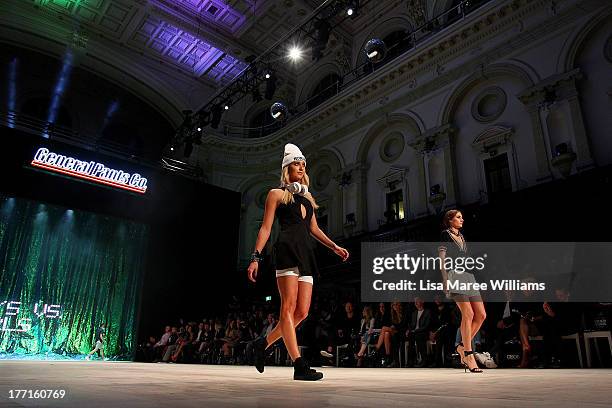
[{"xmin": 0, "ymin": 361, "xmax": 611, "ymax": 407}]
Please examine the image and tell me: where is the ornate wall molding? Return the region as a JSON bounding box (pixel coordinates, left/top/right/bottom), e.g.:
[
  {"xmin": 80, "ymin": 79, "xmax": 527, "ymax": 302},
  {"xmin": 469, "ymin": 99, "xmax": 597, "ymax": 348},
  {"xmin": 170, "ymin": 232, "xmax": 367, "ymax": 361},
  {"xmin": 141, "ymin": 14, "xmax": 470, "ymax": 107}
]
[
  {"xmin": 201, "ymin": 0, "xmax": 580, "ymax": 157},
  {"xmin": 379, "ymin": 132, "xmax": 405, "ymax": 163},
  {"xmin": 471, "ymin": 86, "xmax": 508, "ymax": 123},
  {"xmin": 471, "ymin": 125, "xmax": 515, "ymax": 153}
]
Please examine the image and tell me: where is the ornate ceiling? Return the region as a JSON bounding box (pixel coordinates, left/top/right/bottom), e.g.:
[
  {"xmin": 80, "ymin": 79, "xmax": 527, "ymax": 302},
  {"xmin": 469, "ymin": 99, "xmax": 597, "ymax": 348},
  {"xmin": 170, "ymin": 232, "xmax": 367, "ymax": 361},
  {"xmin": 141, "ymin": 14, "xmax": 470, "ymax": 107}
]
[{"xmin": 0, "ymin": 0, "xmax": 434, "ymax": 125}]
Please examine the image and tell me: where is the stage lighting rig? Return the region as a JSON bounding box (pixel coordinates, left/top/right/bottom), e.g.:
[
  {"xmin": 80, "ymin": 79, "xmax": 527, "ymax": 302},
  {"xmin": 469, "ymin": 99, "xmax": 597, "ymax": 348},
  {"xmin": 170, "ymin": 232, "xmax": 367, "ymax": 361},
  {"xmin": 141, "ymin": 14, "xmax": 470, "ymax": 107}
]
[
  {"xmin": 270, "ymin": 102, "xmax": 289, "ymax": 121},
  {"xmin": 346, "ymin": 0, "xmax": 359, "ymax": 17},
  {"xmin": 364, "ymin": 38, "xmax": 387, "ymax": 63},
  {"xmin": 265, "ymin": 71, "xmax": 277, "ymax": 100},
  {"xmin": 191, "ymin": 0, "xmax": 348, "ymax": 136}
]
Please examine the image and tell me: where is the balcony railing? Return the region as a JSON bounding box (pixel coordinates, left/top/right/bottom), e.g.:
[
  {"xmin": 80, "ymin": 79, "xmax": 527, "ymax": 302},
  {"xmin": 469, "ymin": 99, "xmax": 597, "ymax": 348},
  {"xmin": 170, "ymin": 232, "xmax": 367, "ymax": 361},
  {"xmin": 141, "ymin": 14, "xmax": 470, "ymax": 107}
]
[{"xmin": 221, "ymin": 0, "xmax": 492, "ymax": 139}]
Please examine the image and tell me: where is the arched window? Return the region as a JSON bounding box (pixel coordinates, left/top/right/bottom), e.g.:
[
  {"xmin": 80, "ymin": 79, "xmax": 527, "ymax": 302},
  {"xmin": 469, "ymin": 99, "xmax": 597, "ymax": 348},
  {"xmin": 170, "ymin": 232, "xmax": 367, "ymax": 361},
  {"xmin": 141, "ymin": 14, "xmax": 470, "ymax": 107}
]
[{"xmin": 306, "ymin": 73, "xmax": 341, "ymax": 110}]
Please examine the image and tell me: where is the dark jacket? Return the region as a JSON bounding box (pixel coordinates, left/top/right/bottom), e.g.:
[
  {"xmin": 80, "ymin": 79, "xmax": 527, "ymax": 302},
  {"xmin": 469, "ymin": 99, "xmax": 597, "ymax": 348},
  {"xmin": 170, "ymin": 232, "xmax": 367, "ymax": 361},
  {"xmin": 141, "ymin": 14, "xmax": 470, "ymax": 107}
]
[{"xmin": 409, "ymin": 308, "xmax": 432, "ymax": 334}]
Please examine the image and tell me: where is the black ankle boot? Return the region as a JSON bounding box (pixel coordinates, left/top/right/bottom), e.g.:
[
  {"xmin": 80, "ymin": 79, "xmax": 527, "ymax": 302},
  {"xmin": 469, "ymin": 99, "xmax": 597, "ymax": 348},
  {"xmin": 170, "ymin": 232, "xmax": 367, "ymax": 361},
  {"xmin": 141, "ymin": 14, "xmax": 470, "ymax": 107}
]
[
  {"xmin": 293, "ymin": 357, "xmax": 323, "ymax": 381},
  {"xmin": 253, "ymin": 336, "xmax": 267, "ymax": 373}
]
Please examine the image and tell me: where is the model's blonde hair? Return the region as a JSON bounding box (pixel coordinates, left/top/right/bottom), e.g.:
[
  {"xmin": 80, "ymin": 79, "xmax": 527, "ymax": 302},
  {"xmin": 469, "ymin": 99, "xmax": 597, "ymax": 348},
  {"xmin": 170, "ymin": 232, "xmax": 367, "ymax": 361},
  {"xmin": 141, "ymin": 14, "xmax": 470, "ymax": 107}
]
[{"xmin": 280, "ymin": 166, "xmax": 319, "ymax": 209}]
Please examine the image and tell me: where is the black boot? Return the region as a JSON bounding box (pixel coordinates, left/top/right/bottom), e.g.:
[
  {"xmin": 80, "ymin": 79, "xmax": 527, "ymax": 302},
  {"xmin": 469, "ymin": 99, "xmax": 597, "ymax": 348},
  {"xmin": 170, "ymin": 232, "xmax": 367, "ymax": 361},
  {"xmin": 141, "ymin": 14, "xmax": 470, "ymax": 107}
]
[
  {"xmin": 253, "ymin": 336, "xmax": 267, "ymax": 373},
  {"xmin": 293, "ymin": 357, "xmax": 323, "ymax": 381}
]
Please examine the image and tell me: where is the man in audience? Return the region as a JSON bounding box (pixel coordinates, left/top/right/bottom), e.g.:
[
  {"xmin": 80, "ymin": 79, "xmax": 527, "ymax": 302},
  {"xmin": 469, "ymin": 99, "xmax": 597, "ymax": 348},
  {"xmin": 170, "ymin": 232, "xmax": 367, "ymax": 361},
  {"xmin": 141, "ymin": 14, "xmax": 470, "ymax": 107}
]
[
  {"xmin": 430, "ymin": 296, "xmax": 454, "ymax": 367},
  {"xmin": 161, "ymin": 327, "xmax": 179, "ymax": 362},
  {"xmin": 320, "ymin": 301, "xmax": 360, "ymax": 365},
  {"xmin": 405, "ymin": 297, "xmax": 432, "ymax": 367}
]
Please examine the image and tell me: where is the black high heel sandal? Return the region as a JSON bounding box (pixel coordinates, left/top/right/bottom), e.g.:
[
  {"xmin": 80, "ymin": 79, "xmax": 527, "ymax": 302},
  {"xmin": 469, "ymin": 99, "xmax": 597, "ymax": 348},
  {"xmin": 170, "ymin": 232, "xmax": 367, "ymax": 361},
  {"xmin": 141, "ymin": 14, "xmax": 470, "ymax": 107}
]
[
  {"xmin": 455, "ymin": 342, "xmax": 465, "ymax": 362},
  {"xmin": 462, "ymin": 350, "xmax": 483, "ymax": 373},
  {"xmin": 455, "ymin": 342, "xmax": 464, "ymax": 355}
]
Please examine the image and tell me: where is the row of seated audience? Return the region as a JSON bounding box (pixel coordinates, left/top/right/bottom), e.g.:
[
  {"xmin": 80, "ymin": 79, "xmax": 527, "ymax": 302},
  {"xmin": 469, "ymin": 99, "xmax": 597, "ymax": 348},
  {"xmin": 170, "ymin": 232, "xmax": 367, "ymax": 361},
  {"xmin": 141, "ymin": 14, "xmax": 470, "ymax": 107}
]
[{"xmin": 138, "ymin": 294, "xmax": 608, "ymax": 369}]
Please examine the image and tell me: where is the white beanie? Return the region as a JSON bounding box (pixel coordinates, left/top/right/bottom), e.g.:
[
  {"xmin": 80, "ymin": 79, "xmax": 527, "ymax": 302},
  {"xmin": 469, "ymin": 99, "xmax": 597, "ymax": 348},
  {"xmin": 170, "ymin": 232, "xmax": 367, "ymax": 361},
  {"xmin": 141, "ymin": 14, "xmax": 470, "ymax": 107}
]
[{"xmin": 281, "ymin": 143, "xmax": 306, "ymax": 169}]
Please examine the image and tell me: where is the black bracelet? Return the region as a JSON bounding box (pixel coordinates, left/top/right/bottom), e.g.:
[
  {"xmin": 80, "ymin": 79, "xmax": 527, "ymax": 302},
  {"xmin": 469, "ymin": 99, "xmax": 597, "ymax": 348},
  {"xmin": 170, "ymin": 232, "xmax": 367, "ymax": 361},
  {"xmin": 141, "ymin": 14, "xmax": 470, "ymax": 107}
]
[{"xmin": 250, "ymin": 250, "xmax": 263, "ymax": 263}]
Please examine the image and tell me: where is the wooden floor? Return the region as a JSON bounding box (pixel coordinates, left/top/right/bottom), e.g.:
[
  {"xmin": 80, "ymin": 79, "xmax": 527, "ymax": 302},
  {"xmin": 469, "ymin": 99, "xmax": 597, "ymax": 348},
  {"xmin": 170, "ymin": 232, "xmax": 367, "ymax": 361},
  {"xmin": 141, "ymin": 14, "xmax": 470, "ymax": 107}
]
[{"xmin": 0, "ymin": 361, "xmax": 611, "ymax": 407}]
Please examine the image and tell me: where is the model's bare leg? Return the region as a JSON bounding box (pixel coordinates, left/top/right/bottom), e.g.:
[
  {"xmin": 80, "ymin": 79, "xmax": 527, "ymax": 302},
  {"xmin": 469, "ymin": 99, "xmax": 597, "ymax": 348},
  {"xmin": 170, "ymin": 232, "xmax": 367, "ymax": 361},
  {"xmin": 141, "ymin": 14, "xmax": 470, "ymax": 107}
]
[
  {"xmin": 265, "ymin": 280, "xmax": 312, "ymax": 348},
  {"xmin": 274, "ymin": 276, "xmax": 300, "ymax": 360}
]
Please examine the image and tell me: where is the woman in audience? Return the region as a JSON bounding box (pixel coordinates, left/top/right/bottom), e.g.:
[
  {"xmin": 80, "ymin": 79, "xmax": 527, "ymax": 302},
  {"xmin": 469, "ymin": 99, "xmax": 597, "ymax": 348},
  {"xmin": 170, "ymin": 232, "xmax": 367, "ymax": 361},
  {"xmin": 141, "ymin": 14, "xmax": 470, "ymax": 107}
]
[
  {"xmin": 221, "ymin": 320, "xmax": 242, "ymax": 359},
  {"xmin": 356, "ymin": 305, "xmax": 376, "ymax": 366},
  {"xmin": 171, "ymin": 323, "xmax": 195, "ymax": 362},
  {"xmin": 372, "ymin": 301, "xmax": 405, "ymax": 366}
]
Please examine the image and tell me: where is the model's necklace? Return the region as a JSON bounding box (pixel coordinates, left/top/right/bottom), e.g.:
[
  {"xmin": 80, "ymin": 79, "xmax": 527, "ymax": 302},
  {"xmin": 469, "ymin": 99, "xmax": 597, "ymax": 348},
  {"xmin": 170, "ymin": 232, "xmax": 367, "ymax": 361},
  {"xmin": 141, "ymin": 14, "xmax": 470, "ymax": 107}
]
[
  {"xmin": 448, "ymin": 228, "xmax": 466, "ymax": 250},
  {"xmin": 448, "ymin": 228, "xmax": 461, "ymax": 236}
]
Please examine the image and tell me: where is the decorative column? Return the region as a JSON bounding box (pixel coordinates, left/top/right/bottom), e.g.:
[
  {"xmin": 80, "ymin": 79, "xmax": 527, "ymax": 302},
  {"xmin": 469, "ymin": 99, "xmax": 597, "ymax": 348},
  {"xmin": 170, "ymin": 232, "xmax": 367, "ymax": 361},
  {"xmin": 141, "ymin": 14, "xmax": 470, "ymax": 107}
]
[
  {"xmin": 410, "ymin": 124, "xmax": 458, "ymax": 214},
  {"xmin": 517, "ymin": 90, "xmax": 553, "ymax": 182},
  {"xmin": 557, "ymin": 71, "xmax": 593, "ymax": 171},
  {"xmin": 336, "ymin": 162, "xmax": 370, "ymax": 236},
  {"xmin": 518, "ymin": 68, "xmax": 593, "ymax": 179},
  {"xmin": 354, "ymin": 162, "xmax": 370, "ymax": 234}
]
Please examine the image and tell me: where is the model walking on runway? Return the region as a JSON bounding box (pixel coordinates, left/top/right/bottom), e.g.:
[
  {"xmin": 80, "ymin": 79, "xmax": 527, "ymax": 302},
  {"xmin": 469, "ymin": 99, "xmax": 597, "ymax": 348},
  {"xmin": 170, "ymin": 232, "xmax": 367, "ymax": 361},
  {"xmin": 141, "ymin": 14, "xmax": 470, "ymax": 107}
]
[
  {"xmin": 438, "ymin": 209, "xmax": 486, "ymax": 373},
  {"xmin": 247, "ymin": 143, "xmax": 349, "ymax": 381}
]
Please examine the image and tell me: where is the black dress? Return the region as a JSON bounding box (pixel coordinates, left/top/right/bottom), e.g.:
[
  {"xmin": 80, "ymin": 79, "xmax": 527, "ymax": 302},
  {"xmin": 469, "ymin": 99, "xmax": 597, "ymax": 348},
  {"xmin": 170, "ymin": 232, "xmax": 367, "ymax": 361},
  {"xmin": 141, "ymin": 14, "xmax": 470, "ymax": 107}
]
[
  {"xmin": 439, "ymin": 229, "xmax": 480, "ymax": 297},
  {"xmin": 273, "ymin": 191, "xmax": 318, "ymax": 276}
]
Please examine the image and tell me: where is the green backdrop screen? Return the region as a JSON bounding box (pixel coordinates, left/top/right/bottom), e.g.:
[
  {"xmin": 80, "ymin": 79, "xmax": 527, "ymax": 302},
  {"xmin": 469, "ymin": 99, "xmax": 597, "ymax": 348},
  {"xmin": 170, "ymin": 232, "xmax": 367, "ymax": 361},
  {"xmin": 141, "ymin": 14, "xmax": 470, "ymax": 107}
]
[{"xmin": 0, "ymin": 195, "xmax": 148, "ymax": 360}]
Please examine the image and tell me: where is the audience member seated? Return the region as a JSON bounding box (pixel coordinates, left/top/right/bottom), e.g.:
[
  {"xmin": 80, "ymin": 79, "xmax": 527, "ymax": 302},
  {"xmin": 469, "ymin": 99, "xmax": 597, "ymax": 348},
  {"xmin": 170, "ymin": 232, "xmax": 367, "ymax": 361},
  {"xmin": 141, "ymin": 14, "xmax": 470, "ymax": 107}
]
[
  {"xmin": 430, "ymin": 296, "xmax": 455, "ymax": 367},
  {"xmin": 371, "ymin": 301, "xmax": 405, "ymax": 367},
  {"xmin": 220, "ymin": 320, "xmax": 242, "ymax": 361},
  {"xmin": 320, "ymin": 301, "xmax": 360, "ymax": 365},
  {"xmin": 142, "ymin": 292, "xmax": 598, "ymax": 370},
  {"xmin": 171, "ymin": 323, "xmax": 195, "ymax": 362},
  {"xmin": 405, "ymin": 297, "xmax": 432, "ymax": 367},
  {"xmin": 355, "ymin": 305, "xmax": 376, "ymax": 367},
  {"xmin": 161, "ymin": 326, "xmax": 179, "ymax": 362},
  {"xmin": 152, "ymin": 326, "xmax": 171, "ymax": 361}
]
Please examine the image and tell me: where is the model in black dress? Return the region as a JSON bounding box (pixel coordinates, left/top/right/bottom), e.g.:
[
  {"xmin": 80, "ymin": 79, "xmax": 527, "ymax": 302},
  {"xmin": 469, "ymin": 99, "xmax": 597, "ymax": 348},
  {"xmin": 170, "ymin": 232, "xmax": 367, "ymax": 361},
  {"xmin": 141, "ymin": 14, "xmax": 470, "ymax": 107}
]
[
  {"xmin": 247, "ymin": 143, "xmax": 349, "ymax": 381},
  {"xmin": 438, "ymin": 209, "xmax": 486, "ymax": 373}
]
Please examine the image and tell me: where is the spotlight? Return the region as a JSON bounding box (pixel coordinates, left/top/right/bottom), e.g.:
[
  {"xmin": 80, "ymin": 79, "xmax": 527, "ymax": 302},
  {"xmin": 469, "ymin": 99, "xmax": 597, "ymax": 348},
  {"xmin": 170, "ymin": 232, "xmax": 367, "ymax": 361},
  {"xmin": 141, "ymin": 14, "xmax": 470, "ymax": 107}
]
[
  {"xmin": 364, "ymin": 38, "xmax": 386, "ymax": 63},
  {"xmin": 265, "ymin": 72, "xmax": 277, "ymax": 100},
  {"xmin": 270, "ymin": 102, "xmax": 289, "ymax": 121},
  {"xmin": 197, "ymin": 127, "xmax": 202, "ymax": 132},
  {"xmin": 265, "ymin": 73, "xmax": 271, "ymax": 79},
  {"xmin": 289, "ymin": 46, "xmax": 302, "ymax": 61},
  {"xmin": 347, "ymin": 0, "xmax": 359, "ymax": 18},
  {"xmin": 224, "ymin": 105, "xmax": 229, "ymax": 110}
]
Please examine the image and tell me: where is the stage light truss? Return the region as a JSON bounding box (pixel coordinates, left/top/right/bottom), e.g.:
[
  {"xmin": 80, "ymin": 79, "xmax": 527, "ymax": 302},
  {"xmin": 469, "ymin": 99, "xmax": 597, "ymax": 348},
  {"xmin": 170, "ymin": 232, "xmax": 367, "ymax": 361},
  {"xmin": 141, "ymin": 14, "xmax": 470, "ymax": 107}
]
[
  {"xmin": 170, "ymin": 0, "xmax": 358, "ymax": 145},
  {"xmin": 170, "ymin": 0, "xmax": 489, "ymax": 147}
]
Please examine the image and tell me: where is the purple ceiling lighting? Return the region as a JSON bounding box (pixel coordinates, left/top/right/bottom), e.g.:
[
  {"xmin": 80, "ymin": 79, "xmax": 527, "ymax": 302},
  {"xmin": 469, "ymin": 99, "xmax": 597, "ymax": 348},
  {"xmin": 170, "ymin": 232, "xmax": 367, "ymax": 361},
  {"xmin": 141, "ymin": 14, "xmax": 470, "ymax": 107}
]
[
  {"xmin": 158, "ymin": 0, "xmax": 248, "ymax": 34},
  {"xmin": 40, "ymin": 0, "xmax": 249, "ymax": 85},
  {"xmin": 130, "ymin": 17, "xmax": 247, "ymax": 83}
]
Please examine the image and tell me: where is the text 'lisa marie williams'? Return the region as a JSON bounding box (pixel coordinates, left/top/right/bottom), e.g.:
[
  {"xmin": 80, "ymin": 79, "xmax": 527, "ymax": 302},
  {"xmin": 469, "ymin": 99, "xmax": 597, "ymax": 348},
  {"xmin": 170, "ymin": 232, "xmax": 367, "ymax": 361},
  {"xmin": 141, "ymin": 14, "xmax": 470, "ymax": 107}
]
[{"xmin": 371, "ymin": 279, "xmax": 547, "ymax": 292}]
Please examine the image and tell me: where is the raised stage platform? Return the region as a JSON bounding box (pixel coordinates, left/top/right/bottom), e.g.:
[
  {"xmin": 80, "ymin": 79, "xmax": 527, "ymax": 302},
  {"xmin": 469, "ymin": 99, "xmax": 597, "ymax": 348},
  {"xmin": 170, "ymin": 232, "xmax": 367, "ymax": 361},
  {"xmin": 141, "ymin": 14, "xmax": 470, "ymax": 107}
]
[{"xmin": 0, "ymin": 361, "xmax": 610, "ymax": 407}]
